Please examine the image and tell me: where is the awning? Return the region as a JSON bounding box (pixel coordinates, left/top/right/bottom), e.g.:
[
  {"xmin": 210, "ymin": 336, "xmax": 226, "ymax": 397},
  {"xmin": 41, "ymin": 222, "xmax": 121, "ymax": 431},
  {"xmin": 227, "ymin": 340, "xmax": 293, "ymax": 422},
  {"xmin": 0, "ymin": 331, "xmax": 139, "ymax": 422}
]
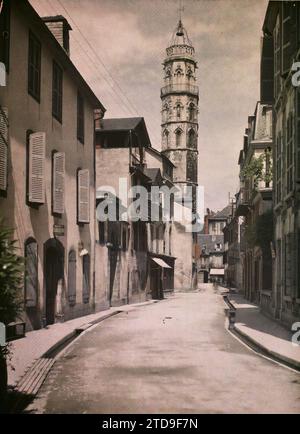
[
  {"xmin": 210, "ymin": 268, "xmax": 224, "ymax": 276},
  {"xmin": 151, "ymin": 258, "xmax": 172, "ymax": 269}
]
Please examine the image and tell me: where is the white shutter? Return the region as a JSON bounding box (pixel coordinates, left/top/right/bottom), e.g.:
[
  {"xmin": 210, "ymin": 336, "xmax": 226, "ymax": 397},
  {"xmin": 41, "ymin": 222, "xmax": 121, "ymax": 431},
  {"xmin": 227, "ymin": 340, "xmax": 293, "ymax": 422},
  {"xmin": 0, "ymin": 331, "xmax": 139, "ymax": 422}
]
[
  {"xmin": 78, "ymin": 169, "xmax": 90, "ymax": 223},
  {"xmin": 0, "ymin": 107, "xmax": 8, "ymax": 191},
  {"xmin": 53, "ymin": 152, "xmax": 65, "ymax": 214},
  {"xmin": 29, "ymin": 132, "xmax": 46, "ymax": 203}
]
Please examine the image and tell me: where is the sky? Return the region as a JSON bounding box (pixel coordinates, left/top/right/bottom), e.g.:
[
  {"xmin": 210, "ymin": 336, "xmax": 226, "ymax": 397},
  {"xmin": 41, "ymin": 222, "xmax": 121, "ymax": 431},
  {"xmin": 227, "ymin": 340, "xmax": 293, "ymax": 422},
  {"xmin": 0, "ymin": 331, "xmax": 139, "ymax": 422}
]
[{"xmin": 30, "ymin": 0, "xmax": 269, "ymax": 212}]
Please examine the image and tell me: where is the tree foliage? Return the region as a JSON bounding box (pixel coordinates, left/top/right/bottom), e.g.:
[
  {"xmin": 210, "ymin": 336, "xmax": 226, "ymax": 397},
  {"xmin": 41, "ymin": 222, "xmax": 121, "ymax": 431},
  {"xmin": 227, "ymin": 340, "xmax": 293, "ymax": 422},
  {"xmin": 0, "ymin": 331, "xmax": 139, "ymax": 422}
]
[
  {"xmin": 0, "ymin": 223, "xmax": 24, "ymax": 357},
  {"xmin": 241, "ymin": 149, "xmax": 273, "ymax": 189}
]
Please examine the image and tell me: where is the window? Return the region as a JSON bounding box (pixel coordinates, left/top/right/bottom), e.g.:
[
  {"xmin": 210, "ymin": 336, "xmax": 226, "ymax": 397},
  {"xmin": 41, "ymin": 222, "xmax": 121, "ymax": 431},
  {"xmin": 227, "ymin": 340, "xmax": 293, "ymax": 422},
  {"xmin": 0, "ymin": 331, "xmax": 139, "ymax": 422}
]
[
  {"xmin": 265, "ymin": 147, "xmax": 271, "ymax": 188},
  {"xmin": 25, "ymin": 238, "xmax": 38, "ymax": 308},
  {"xmin": 52, "ymin": 151, "xmax": 65, "ymax": 215},
  {"xmin": 27, "ymin": 132, "xmax": 46, "ymax": 204},
  {"xmin": 175, "ymin": 65, "xmax": 183, "ymax": 77},
  {"xmin": 186, "ymin": 66, "xmax": 193, "ymax": 78},
  {"xmin": 163, "ymin": 104, "xmax": 169, "ymax": 122},
  {"xmin": 298, "ymin": 231, "xmax": 300, "ymax": 298},
  {"xmin": 281, "ymin": 2, "xmax": 297, "ymax": 76},
  {"xmin": 82, "ymin": 254, "xmax": 90, "ymax": 304},
  {"xmin": 297, "ymin": 90, "xmax": 300, "ymax": 180},
  {"xmin": 276, "ymin": 133, "xmax": 282, "ymax": 203},
  {"xmin": 284, "ymin": 233, "xmax": 293, "ymax": 296},
  {"xmin": 176, "ymin": 104, "xmax": 181, "ymax": 119},
  {"xmin": 52, "ymin": 61, "xmax": 63, "ymax": 123},
  {"xmin": 163, "ymin": 130, "xmax": 169, "ymax": 148},
  {"xmin": 188, "ymin": 103, "xmax": 196, "ymax": 122},
  {"xmin": 67, "ymin": 250, "xmax": 76, "ymax": 306},
  {"xmin": 0, "ymin": 0, "xmax": 10, "ymax": 72},
  {"xmin": 133, "ymin": 221, "xmax": 146, "ymax": 251},
  {"xmin": 175, "ymin": 129, "xmax": 182, "ymax": 147},
  {"xmin": 28, "ymin": 32, "xmax": 41, "ymax": 102},
  {"xmin": 98, "ymin": 221, "xmax": 106, "ymax": 245},
  {"xmin": 121, "ymin": 224, "xmax": 128, "ymax": 251},
  {"xmin": 274, "ymin": 15, "xmax": 281, "ymax": 100},
  {"xmin": 0, "ymin": 107, "xmax": 8, "ymax": 193},
  {"xmin": 77, "ymin": 169, "xmax": 90, "ymax": 223},
  {"xmin": 77, "ymin": 92, "xmax": 84, "ymax": 144},
  {"xmin": 188, "ymin": 129, "xmax": 196, "ymax": 149}
]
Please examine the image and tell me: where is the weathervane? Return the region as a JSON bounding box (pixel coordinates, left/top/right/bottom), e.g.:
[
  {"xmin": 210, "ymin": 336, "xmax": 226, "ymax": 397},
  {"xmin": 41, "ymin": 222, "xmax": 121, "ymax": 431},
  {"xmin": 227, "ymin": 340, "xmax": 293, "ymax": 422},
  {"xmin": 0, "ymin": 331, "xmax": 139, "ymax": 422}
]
[
  {"xmin": 176, "ymin": 0, "xmax": 185, "ymax": 36},
  {"xmin": 178, "ymin": 0, "xmax": 184, "ymax": 22}
]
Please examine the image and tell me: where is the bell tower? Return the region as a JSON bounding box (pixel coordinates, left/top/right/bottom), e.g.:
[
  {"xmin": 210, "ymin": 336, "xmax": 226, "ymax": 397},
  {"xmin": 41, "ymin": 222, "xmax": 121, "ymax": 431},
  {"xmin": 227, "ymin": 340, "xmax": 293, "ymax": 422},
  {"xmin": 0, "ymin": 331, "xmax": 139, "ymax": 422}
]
[
  {"xmin": 161, "ymin": 19, "xmax": 199, "ymax": 198},
  {"xmin": 160, "ymin": 18, "xmax": 199, "ymax": 290}
]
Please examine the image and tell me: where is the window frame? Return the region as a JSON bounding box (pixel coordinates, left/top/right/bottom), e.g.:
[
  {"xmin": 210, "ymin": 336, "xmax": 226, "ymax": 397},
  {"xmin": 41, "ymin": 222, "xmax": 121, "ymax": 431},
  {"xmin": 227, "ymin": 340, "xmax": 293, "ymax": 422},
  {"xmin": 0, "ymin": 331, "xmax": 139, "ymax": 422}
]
[
  {"xmin": 24, "ymin": 238, "xmax": 38, "ymax": 308},
  {"xmin": 77, "ymin": 92, "xmax": 85, "ymax": 144},
  {"xmin": 52, "ymin": 60, "xmax": 63, "ymax": 123},
  {"xmin": 28, "ymin": 31, "xmax": 41, "ymax": 103}
]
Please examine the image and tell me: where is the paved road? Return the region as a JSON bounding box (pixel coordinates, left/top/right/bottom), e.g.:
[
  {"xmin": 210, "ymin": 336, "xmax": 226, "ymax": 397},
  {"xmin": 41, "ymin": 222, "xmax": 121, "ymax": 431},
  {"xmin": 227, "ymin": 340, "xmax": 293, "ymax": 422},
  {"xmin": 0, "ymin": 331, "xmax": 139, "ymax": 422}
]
[{"xmin": 28, "ymin": 285, "xmax": 300, "ymax": 414}]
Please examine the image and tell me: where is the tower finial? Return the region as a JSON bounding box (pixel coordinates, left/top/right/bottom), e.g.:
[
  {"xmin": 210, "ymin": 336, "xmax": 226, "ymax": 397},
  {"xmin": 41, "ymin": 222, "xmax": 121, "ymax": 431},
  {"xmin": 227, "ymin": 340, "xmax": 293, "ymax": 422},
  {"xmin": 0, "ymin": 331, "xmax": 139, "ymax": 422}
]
[
  {"xmin": 176, "ymin": 0, "xmax": 185, "ymax": 37},
  {"xmin": 178, "ymin": 0, "xmax": 184, "ymax": 23}
]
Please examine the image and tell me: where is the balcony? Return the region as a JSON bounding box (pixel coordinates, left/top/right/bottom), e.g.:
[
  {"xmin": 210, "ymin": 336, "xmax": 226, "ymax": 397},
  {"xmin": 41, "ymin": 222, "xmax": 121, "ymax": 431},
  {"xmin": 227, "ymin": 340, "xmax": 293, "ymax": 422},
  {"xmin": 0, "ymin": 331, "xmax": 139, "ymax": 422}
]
[
  {"xmin": 235, "ymin": 188, "xmax": 252, "ymax": 216},
  {"xmin": 161, "ymin": 83, "xmax": 199, "ymax": 97}
]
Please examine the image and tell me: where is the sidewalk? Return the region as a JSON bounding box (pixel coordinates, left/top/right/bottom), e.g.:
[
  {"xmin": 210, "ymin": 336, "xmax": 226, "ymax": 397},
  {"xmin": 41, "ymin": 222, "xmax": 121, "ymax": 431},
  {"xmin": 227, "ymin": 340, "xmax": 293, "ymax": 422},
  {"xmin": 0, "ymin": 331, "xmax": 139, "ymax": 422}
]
[
  {"xmin": 8, "ymin": 300, "xmax": 158, "ymax": 387},
  {"xmin": 225, "ymin": 291, "xmax": 300, "ymax": 370}
]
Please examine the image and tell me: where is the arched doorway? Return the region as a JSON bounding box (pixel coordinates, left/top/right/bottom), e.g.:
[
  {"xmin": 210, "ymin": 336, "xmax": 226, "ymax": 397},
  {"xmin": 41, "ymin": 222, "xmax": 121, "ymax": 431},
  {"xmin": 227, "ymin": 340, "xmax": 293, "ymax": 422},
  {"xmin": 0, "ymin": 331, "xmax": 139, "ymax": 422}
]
[{"xmin": 44, "ymin": 239, "xmax": 64, "ymax": 325}]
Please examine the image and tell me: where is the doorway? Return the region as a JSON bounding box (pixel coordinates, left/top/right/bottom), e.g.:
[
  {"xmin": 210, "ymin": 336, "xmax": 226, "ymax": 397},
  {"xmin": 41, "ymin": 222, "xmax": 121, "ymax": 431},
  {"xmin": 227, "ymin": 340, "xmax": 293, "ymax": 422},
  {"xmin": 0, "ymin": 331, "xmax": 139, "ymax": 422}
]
[{"xmin": 44, "ymin": 239, "xmax": 64, "ymax": 325}]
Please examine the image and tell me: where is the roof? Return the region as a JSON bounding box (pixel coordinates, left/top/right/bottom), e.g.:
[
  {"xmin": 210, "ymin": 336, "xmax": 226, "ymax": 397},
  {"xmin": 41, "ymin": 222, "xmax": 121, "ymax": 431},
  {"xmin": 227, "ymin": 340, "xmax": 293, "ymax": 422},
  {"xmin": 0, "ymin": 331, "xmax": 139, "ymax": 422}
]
[
  {"xmin": 146, "ymin": 146, "xmax": 175, "ymax": 167},
  {"xmin": 143, "ymin": 168, "xmax": 162, "ymax": 184},
  {"xmin": 42, "ymin": 15, "xmax": 72, "ymax": 30},
  {"xmin": 96, "ymin": 117, "xmax": 152, "ymax": 148},
  {"xmin": 19, "ymin": 0, "xmax": 105, "ymax": 112},
  {"xmin": 210, "ymin": 205, "xmax": 232, "ymax": 220},
  {"xmin": 151, "ymin": 258, "xmax": 172, "ymax": 269},
  {"xmin": 198, "ymin": 234, "xmax": 224, "ymax": 255},
  {"xmin": 98, "ymin": 117, "xmax": 144, "ymax": 132}
]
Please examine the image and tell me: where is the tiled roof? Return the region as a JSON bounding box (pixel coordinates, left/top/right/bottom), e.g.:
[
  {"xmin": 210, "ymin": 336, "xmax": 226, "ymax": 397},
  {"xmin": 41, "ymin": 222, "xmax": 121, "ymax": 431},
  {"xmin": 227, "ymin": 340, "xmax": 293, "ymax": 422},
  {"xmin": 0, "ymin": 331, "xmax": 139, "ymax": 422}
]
[{"xmin": 98, "ymin": 117, "xmax": 145, "ymax": 131}]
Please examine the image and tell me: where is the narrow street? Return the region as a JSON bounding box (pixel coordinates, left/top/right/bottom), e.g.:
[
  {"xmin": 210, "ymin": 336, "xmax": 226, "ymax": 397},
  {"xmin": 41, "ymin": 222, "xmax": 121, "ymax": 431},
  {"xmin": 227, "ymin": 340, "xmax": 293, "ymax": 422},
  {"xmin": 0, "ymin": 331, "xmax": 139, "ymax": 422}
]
[{"xmin": 28, "ymin": 285, "xmax": 300, "ymax": 414}]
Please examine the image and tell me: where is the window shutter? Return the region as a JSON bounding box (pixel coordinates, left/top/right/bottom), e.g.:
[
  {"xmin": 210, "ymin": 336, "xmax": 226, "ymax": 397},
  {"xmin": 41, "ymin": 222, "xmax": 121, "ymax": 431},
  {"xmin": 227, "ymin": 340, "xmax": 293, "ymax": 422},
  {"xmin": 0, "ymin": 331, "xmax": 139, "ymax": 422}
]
[
  {"xmin": 53, "ymin": 152, "xmax": 65, "ymax": 214},
  {"xmin": 29, "ymin": 132, "xmax": 46, "ymax": 203},
  {"xmin": 78, "ymin": 169, "xmax": 90, "ymax": 223},
  {"xmin": 82, "ymin": 254, "xmax": 90, "ymax": 304},
  {"xmin": 25, "ymin": 240, "xmax": 38, "ymax": 308},
  {"xmin": 0, "ymin": 107, "xmax": 8, "ymax": 191},
  {"xmin": 67, "ymin": 250, "xmax": 77, "ymax": 306}
]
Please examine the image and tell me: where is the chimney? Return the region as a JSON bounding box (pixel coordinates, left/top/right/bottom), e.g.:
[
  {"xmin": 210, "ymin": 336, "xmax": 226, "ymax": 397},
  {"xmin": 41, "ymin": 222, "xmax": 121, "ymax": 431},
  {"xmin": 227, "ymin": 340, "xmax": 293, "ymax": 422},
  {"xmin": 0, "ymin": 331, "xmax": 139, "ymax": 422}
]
[{"xmin": 43, "ymin": 16, "xmax": 72, "ymax": 56}]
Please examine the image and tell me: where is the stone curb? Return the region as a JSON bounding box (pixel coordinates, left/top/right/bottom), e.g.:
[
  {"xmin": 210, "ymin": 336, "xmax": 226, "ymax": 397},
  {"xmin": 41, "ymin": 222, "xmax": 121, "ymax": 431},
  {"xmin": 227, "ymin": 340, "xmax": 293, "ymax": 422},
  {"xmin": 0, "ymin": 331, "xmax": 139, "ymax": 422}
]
[
  {"xmin": 221, "ymin": 294, "xmax": 300, "ymax": 372},
  {"xmin": 232, "ymin": 323, "xmax": 300, "ymax": 372}
]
